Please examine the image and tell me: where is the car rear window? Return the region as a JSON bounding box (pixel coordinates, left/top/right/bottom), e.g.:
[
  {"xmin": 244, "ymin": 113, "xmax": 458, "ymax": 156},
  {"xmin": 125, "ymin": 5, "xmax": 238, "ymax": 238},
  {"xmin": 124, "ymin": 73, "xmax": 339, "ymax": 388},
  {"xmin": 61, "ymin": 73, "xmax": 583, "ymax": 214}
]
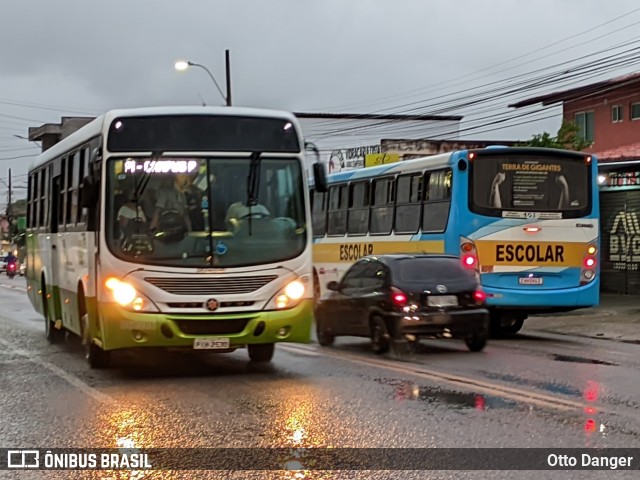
[{"xmin": 395, "ymin": 257, "xmax": 474, "ymax": 282}]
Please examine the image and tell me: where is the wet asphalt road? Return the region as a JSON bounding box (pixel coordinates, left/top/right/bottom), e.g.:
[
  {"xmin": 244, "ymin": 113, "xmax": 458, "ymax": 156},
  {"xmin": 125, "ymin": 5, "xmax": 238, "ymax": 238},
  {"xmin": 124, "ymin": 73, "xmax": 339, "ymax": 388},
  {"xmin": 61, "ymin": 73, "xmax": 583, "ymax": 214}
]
[{"xmin": 0, "ymin": 274, "xmax": 639, "ymax": 480}]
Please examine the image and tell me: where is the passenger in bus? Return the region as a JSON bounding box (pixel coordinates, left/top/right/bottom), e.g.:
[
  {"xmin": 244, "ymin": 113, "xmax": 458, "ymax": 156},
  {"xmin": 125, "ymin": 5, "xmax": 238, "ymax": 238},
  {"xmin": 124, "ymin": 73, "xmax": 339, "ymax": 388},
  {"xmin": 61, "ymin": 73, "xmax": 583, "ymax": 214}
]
[
  {"xmin": 184, "ymin": 173, "xmax": 205, "ymax": 231},
  {"xmin": 149, "ymin": 174, "xmax": 192, "ymax": 233},
  {"xmin": 225, "ymin": 201, "xmax": 271, "ymax": 231},
  {"xmin": 118, "ymin": 199, "xmax": 147, "ymax": 239}
]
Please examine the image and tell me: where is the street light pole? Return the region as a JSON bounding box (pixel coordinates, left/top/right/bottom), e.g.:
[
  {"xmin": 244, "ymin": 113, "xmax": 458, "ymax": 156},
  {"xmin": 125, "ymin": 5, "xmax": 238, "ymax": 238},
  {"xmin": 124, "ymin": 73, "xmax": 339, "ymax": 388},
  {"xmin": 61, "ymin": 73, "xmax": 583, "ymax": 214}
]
[
  {"xmin": 225, "ymin": 49, "xmax": 232, "ymax": 107},
  {"xmin": 175, "ymin": 51, "xmax": 232, "ymax": 106}
]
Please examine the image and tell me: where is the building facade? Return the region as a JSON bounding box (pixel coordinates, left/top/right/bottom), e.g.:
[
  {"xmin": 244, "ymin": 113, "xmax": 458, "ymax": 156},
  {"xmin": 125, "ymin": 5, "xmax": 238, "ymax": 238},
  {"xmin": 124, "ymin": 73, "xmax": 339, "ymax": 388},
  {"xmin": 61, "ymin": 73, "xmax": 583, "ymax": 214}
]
[{"xmin": 513, "ymin": 72, "xmax": 640, "ymax": 295}]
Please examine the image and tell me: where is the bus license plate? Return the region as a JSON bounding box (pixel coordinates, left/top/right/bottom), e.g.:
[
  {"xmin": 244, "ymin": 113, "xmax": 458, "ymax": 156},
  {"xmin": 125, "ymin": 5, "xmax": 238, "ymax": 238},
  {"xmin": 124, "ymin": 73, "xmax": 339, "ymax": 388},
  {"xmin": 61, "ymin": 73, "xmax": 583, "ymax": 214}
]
[
  {"xmin": 427, "ymin": 295, "xmax": 458, "ymax": 307},
  {"xmin": 193, "ymin": 338, "xmax": 230, "ymax": 350},
  {"xmin": 519, "ymin": 277, "xmax": 543, "ymax": 285}
]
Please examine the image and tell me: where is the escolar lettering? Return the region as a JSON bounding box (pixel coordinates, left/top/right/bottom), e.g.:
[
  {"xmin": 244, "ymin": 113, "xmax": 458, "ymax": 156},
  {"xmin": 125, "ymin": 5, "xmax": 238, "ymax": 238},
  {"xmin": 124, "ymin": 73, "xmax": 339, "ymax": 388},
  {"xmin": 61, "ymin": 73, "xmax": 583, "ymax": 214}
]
[
  {"xmin": 340, "ymin": 243, "xmax": 374, "ymax": 261},
  {"xmin": 495, "ymin": 244, "xmax": 565, "ymax": 263}
]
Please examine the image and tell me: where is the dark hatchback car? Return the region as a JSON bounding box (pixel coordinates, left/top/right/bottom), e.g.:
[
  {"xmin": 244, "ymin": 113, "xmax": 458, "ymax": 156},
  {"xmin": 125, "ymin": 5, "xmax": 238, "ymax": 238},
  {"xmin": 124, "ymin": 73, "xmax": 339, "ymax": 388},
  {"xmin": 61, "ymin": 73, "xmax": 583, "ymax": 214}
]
[{"xmin": 314, "ymin": 254, "xmax": 490, "ymax": 353}]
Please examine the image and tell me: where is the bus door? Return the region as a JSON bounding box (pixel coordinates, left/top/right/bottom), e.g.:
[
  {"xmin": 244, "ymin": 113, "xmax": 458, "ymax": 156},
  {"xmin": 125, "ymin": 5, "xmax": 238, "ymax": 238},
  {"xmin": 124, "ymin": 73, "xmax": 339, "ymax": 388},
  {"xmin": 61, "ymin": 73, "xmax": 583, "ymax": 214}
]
[{"xmin": 48, "ymin": 173, "xmax": 63, "ymax": 322}]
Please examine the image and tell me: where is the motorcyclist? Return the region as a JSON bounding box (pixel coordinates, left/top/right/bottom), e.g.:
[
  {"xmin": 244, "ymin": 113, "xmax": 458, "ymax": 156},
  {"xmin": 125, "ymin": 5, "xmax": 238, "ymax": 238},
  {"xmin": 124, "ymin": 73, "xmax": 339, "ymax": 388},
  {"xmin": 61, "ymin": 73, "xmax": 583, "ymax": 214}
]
[{"xmin": 5, "ymin": 252, "xmax": 17, "ymax": 277}]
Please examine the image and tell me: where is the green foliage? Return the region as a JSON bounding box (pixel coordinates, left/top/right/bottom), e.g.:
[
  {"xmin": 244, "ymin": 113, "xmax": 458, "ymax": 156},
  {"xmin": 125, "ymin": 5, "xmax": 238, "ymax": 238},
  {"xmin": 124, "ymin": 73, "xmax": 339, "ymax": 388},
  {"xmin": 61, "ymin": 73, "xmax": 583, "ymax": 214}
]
[{"xmin": 520, "ymin": 120, "xmax": 592, "ymax": 151}]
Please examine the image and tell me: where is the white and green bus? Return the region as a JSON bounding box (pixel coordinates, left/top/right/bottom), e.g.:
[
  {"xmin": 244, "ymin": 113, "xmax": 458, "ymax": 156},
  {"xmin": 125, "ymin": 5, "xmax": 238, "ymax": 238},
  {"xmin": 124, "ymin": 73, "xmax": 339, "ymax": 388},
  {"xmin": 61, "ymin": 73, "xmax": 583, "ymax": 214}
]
[{"xmin": 26, "ymin": 106, "xmax": 327, "ymax": 368}]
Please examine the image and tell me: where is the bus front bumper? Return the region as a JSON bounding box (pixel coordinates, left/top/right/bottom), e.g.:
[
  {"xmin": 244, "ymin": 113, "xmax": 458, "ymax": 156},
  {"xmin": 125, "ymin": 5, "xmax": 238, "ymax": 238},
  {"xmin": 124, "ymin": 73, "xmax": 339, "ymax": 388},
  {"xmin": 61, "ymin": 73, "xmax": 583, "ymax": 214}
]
[{"xmin": 97, "ymin": 299, "xmax": 313, "ymax": 351}]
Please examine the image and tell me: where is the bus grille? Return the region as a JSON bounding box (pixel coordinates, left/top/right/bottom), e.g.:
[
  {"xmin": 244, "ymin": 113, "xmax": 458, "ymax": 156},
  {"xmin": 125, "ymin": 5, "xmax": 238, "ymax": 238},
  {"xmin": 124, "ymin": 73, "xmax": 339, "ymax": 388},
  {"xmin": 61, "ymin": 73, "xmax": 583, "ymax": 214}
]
[
  {"xmin": 144, "ymin": 275, "xmax": 277, "ymax": 295},
  {"xmin": 173, "ymin": 318, "xmax": 250, "ymax": 335}
]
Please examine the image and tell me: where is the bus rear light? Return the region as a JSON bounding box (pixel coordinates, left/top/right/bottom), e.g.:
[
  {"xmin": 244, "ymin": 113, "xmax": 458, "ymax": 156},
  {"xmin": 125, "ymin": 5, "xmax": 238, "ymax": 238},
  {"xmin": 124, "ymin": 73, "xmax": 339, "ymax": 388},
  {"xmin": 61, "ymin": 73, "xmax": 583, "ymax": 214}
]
[
  {"xmin": 583, "ymin": 270, "xmax": 595, "ymax": 280},
  {"xmin": 469, "ymin": 152, "xmax": 475, "ymax": 161},
  {"xmin": 583, "ymin": 257, "xmax": 596, "ymax": 268},
  {"xmin": 391, "ymin": 287, "xmax": 408, "ymax": 307},
  {"xmin": 585, "ymin": 156, "xmax": 592, "ymax": 164},
  {"xmin": 587, "ymin": 245, "xmax": 597, "ymax": 255},
  {"xmin": 524, "ymin": 227, "xmax": 541, "ymax": 233},
  {"xmin": 462, "ymin": 254, "xmax": 477, "ymax": 268},
  {"xmin": 461, "ymin": 242, "xmax": 474, "ymax": 252}
]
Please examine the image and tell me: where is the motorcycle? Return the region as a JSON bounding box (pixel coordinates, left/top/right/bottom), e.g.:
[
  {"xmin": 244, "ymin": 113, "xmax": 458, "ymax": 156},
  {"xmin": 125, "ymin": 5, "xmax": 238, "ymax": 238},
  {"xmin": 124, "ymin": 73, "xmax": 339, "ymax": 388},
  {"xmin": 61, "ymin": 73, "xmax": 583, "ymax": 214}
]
[{"xmin": 6, "ymin": 262, "xmax": 17, "ymax": 279}]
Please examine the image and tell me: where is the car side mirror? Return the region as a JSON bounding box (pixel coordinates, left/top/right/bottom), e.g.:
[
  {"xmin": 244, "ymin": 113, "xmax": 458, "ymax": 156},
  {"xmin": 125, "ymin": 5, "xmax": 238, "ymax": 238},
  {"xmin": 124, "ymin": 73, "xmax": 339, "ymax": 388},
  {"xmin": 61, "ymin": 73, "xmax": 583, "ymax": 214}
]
[{"xmin": 327, "ymin": 281, "xmax": 339, "ymax": 291}]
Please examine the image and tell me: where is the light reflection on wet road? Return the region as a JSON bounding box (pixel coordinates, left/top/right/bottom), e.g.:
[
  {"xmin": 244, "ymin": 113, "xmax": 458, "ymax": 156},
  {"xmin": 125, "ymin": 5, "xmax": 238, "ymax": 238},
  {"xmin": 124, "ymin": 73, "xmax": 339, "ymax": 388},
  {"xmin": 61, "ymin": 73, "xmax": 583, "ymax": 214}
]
[{"xmin": 1, "ymin": 277, "xmax": 639, "ymax": 479}]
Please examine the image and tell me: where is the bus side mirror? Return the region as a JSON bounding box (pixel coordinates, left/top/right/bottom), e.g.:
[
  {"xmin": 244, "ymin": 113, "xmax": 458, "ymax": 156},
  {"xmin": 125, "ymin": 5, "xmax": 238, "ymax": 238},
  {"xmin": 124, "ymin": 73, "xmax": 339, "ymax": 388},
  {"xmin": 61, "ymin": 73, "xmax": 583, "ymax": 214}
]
[{"xmin": 313, "ymin": 163, "xmax": 328, "ymax": 193}]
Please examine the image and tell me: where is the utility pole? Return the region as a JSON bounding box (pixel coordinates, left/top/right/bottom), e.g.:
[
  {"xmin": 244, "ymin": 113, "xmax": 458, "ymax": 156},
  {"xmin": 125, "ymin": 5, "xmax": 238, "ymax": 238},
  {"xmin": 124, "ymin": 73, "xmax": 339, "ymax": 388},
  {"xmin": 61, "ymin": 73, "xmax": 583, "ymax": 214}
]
[
  {"xmin": 7, "ymin": 168, "xmax": 12, "ymax": 246},
  {"xmin": 225, "ymin": 49, "xmax": 232, "ymax": 107}
]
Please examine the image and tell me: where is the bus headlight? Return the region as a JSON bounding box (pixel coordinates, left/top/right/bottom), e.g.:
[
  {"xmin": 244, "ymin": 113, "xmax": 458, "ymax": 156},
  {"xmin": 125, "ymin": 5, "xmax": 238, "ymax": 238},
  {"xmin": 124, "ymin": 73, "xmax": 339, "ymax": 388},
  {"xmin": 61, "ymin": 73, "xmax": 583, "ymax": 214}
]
[
  {"xmin": 105, "ymin": 278, "xmax": 159, "ymax": 312},
  {"xmin": 265, "ymin": 277, "xmax": 309, "ymax": 310}
]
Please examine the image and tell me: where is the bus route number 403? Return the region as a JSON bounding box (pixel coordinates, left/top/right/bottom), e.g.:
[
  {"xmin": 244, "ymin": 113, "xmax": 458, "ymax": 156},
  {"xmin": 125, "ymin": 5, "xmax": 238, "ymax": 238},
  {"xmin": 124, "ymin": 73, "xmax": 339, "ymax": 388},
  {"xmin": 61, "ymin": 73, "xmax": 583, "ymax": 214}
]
[{"xmin": 193, "ymin": 338, "xmax": 230, "ymax": 349}]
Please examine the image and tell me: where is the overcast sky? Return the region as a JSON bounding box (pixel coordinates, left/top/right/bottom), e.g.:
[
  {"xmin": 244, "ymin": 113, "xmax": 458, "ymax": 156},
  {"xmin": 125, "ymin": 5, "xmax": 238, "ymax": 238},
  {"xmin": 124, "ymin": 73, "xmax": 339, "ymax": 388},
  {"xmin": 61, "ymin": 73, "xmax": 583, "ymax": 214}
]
[{"xmin": 1, "ymin": 0, "xmax": 639, "ymax": 204}]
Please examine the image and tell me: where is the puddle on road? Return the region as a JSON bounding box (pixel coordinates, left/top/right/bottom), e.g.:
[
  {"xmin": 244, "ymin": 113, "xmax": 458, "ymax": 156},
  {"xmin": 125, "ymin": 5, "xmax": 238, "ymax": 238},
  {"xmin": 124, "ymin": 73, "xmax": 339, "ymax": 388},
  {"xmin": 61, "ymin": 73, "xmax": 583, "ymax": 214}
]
[
  {"xmin": 552, "ymin": 354, "xmax": 619, "ymax": 366},
  {"xmin": 374, "ymin": 378, "xmax": 516, "ymax": 410}
]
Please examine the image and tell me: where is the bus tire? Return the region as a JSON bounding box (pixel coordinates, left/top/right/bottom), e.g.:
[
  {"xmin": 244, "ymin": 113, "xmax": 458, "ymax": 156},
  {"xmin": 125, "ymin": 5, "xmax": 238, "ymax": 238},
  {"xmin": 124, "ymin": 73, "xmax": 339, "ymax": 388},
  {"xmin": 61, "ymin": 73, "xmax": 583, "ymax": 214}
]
[
  {"xmin": 86, "ymin": 342, "xmax": 111, "ymax": 369},
  {"xmin": 370, "ymin": 316, "xmax": 390, "ymax": 354},
  {"xmin": 42, "ymin": 280, "xmax": 64, "ymax": 343},
  {"xmin": 248, "ymin": 343, "xmax": 275, "ymax": 363}
]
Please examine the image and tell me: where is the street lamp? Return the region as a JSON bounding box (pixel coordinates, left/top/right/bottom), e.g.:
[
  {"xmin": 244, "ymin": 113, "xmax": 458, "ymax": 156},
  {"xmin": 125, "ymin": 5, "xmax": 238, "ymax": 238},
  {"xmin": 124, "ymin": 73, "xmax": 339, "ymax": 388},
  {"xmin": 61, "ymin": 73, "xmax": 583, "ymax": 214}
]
[{"xmin": 174, "ymin": 55, "xmax": 231, "ymax": 106}]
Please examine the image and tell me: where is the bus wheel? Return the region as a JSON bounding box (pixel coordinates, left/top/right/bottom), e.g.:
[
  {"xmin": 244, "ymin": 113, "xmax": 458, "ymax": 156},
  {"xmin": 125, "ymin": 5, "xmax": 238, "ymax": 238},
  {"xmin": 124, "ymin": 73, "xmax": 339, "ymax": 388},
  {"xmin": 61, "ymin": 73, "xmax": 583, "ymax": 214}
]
[
  {"xmin": 501, "ymin": 318, "xmax": 525, "ymax": 335},
  {"xmin": 248, "ymin": 343, "xmax": 274, "ymax": 363},
  {"xmin": 42, "ymin": 283, "xmax": 64, "ymax": 343},
  {"xmin": 80, "ymin": 309, "xmax": 111, "ymax": 369},
  {"xmin": 86, "ymin": 342, "xmax": 111, "ymax": 369},
  {"xmin": 490, "ymin": 312, "xmax": 525, "ymax": 337}
]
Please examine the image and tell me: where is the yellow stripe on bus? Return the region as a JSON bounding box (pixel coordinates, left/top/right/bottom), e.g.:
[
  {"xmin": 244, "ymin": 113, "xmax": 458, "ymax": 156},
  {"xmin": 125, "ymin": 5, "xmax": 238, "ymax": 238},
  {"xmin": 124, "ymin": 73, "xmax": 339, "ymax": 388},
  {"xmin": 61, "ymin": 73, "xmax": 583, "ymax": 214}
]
[
  {"xmin": 313, "ymin": 240, "xmax": 445, "ymax": 263},
  {"xmin": 475, "ymin": 240, "xmax": 587, "ymax": 267}
]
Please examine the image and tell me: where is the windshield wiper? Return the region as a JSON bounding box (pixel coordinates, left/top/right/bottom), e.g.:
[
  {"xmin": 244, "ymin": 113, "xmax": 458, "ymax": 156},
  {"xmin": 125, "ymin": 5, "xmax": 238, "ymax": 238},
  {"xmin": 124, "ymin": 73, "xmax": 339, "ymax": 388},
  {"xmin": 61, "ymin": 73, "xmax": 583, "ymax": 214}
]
[
  {"xmin": 132, "ymin": 151, "xmax": 163, "ymax": 206},
  {"xmin": 245, "ymin": 151, "xmax": 262, "ymax": 236}
]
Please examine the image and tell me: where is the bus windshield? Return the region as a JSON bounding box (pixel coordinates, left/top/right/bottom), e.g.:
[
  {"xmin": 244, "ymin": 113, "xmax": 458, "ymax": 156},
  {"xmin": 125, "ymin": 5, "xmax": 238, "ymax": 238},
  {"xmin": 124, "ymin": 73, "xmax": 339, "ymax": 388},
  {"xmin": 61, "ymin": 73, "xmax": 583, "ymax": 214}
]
[
  {"xmin": 470, "ymin": 155, "xmax": 591, "ymax": 218},
  {"xmin": 106, "ymin": 156, "xmax": 306, "ymax": 268}
]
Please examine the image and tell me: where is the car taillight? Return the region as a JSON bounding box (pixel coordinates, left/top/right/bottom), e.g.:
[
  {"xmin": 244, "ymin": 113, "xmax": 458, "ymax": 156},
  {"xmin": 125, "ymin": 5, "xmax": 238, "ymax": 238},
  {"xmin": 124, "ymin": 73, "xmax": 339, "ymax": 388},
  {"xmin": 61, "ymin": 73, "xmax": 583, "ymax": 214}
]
[
  {"xmin": 473, "ymin": 290, "xmax": 486, "ymax": 304},
  {"xmin": 8, "ymin": 264, "xmax": 15, "ymax": 271},
  {"xmin": 391, "ymin": 287, "xmax": 407, "ymax": 307}
]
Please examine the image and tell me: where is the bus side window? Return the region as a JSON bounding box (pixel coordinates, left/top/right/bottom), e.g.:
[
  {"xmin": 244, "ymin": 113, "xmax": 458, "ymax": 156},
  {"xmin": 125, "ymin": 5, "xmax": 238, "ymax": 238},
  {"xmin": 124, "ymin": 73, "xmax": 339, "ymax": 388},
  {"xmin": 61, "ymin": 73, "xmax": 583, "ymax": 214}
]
[
  {"xmin": 423, "ymin": 169, "xmax": 452, "ymax": 233},
  {"xmin": 347, "ymin": 181, "xmax": 370, "ymax": 236},
  {"xmin": 370, "ymin": 177, "xmax": 394, "ymax": 235},
  {"xmin": 312, "ymin": 189, "xmax": 327, "ymax": 238},
  {"xmin": 395, "ymin": 174, "xmax": 422, "ymax": 234},
  {"xmin": 327, "ymin": 185, "xmax": 347, "ymax": 236}
]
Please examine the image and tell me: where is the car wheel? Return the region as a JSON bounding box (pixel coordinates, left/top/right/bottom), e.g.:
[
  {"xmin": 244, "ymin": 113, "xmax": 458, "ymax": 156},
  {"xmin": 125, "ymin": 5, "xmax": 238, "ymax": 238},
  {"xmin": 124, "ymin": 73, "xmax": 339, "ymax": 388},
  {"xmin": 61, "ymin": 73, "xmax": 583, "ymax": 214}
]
[
  {"xmin": 465, "ymin": 333, "xmax": 488, "ymax": 352},
  {"xmin": 248, "ymin": 343, "xmax": 275, "ymax": 362},
  {"xmin": 316, "ymin": 320, "xmax": 335, "ymax": 347},
  {"xmin": 370, "ymin": 316, "xmax": 390, "ymax": 354}
]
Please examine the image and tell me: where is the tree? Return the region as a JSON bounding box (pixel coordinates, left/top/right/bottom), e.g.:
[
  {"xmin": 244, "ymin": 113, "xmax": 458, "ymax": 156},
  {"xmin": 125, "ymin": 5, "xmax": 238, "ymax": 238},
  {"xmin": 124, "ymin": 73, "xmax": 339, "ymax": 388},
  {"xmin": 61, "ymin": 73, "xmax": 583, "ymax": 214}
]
[{"xmin": 520, "ymin": 120, "xmax": 592, "ymax": 151}]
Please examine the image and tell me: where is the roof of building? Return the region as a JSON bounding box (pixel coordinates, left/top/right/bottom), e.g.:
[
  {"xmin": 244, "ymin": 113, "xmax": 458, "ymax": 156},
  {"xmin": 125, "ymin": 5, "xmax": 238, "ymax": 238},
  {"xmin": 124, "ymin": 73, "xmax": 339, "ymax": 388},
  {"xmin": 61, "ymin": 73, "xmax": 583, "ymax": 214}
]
[
  {"xmin": 509, "ymin": 72, "xmax": 640, "ymax": 108},
  {"xmin": 594, "ymin": 142, "xmax": 640, "ymax": 163},
  {"xmin": 293, "ymin": 112, "xmax": 463, "ymax": 121}
]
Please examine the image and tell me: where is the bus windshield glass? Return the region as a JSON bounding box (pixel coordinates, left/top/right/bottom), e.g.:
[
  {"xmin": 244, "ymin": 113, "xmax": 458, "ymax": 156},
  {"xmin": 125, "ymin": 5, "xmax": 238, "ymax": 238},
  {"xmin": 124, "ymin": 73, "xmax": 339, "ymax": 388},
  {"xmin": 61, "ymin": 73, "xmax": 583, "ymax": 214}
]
[
  {"xmin": 470, "ymin": 155, "xmax": 591, "ymax": 218},
  {"xmin": 106, "ymin": 156, "xmax": 306, "ymax": 267}
]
